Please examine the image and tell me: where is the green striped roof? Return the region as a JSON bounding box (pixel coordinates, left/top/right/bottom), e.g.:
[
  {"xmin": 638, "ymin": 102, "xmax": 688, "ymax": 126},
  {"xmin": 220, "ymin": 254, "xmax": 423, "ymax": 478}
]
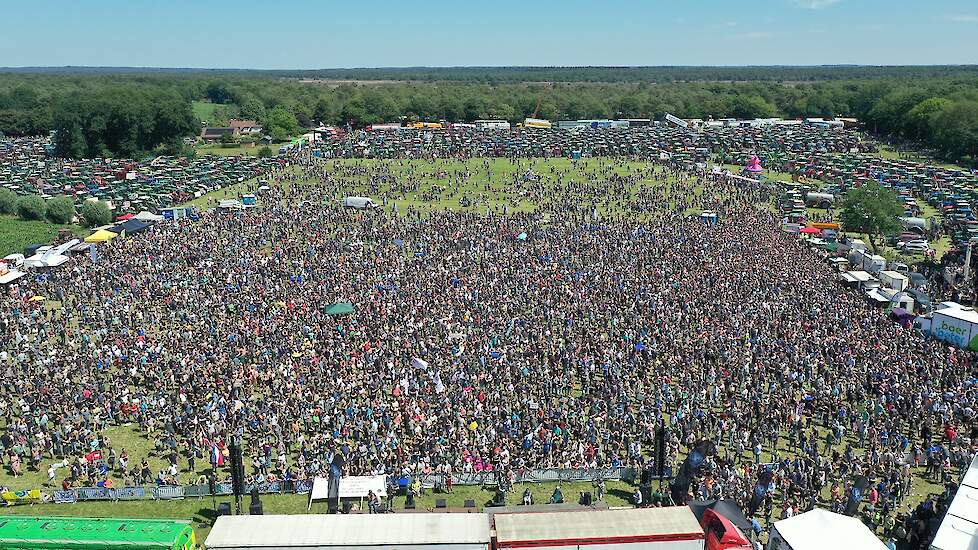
[{"xmin": 0, "ymin": 516, "xmax": 193, "ymax": 549}]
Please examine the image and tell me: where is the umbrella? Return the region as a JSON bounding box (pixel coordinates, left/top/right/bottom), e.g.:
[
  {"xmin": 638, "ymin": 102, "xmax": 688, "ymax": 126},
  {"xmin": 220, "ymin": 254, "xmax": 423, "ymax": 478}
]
[
  {"xmin": 799, "ymin": 226, "xmax": 821, "ymax": 235},
  {"xmin": 324, "ymin": 302, "xmax": 354, "ymax": 316},
  {"xmin": 517, "ymin": 232, "xmax": 528, "ymax": 241}
]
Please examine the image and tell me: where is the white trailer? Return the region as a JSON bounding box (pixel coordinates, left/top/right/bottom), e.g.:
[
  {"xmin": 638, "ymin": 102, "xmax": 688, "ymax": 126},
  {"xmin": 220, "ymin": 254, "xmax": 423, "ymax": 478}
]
[
  {"xmin": 878, "ymin": 270, "xmax": 909, "ymax": 291},
  {"xmin": 930, "ymin": 302, "xmax": 978, "ymax": 351},
  {"xmin": 474, "ymin": 120, "xmax": 511, "ymax": 130},
  {"xmin": 493, "ymin": 507, "xmax": 705, "ymax": 550},
  {"xmin": 206, "ymin": 514, "xmax": 490, "ymax": 550},
  {"xmin": 847, "ymin": 249, "xmax": 886, "ymax": 274}
]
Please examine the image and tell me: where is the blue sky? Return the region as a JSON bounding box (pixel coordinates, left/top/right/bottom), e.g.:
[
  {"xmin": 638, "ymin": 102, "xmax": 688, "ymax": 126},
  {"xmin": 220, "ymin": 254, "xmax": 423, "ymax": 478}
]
[{"xmin": 2, "ymin": 0, "xmax": 976, "ymax": 68}]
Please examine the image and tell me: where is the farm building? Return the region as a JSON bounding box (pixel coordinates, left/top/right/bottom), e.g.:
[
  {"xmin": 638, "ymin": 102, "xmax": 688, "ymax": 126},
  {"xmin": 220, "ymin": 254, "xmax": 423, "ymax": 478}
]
[
  {"xmin": 229, "ymin": 119, "xmax": 263, "ymax": 136},
  {"xmin": 201, "ymin": 127, "xmax": 235, "ymax": 142}
]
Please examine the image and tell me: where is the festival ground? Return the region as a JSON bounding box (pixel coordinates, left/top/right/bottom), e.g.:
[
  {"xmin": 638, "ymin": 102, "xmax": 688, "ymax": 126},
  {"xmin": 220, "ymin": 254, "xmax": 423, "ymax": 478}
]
[{"xmin": 0, "ymin": 155, "xmax": 955, "ymax": 546}]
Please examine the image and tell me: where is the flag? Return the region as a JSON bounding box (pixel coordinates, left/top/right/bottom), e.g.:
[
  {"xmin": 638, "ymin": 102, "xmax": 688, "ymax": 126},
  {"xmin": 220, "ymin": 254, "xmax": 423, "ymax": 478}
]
[
  {"xmin": 670, "ymin": 440, "xmax": 715, "ymax": 505},
  {"xmin": 748, "ymin": 467, "xmax": 775, "ymax": 516},
  {"xmin": 411, "ymin": 357, "xmax": 429, "ymax": 370},
  {"xmin": 845, "ymin": 475, "xmax": 870, "ymax": 516},
  {"xmin": 210, "ymin": 443, "xmax": 224, "ymax": 466}
]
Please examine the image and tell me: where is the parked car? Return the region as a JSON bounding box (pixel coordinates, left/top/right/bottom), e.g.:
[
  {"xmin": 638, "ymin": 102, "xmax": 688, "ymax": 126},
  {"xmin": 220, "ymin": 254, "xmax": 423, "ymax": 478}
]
[
  {"xmin": 897, "ymin": 239, "xmax": 928, "ymax": 250},
  {"xmin": 902, "ymin": 241, "xmax": 930, "ymax": 254}
]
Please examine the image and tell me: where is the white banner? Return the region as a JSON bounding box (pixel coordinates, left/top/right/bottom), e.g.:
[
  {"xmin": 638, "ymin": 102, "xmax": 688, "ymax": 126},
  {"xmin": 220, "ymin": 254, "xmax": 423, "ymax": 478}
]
[
  {"xmin": 309, "ymin": 476, "xmax": 331, "ymax": 501},
  {"xmin": 309, "ymin": 475, "xmax": 387, "ymax": 504},
  {"xmin": 339, "ymin": 475, "xmax": 387, "ymax": 498},
  {"xmin": 665, "ymin": 113, "xmax": 688, "ymax": 128}
]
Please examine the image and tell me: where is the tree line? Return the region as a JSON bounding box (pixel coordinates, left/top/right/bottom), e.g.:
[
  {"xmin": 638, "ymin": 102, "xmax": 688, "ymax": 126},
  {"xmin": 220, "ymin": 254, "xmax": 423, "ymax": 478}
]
[
  {"xmin": 5, "ymin": 65, "xmax": 978, "ymax": 83},
  {"xmin": 0, "ymin": 70, "xmax": 976, "ymax": 165}
]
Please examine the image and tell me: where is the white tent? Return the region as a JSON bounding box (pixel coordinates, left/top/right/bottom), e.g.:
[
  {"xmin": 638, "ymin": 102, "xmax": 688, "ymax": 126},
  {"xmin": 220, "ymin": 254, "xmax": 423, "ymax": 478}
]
[
  {"xmin": 133, "ymin": 210, "xmax": 164, "ymax": 222},
  {"xmin": 931, "ymin": 454, "xmax": 978, "ymax": 550},
  {"xmin": 0, "ymin": 270, "xmax": 26, "ymax": 285},
  {"xmin": 767, "ymin": 509, "xmax": 886, "ymax": 550}
]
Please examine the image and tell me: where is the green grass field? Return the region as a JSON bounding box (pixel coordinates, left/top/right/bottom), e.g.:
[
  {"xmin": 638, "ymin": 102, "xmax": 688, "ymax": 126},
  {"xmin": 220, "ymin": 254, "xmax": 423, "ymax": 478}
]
[
  {"xmin": 196, "ymin": 143, "xmax": 271, "ymax": 157},
  {"xmin": 0, "ymin": 215, "xmax": 86, "ymax": 257},
  {"xmin": 192, "ymin": 102, "xmax": 231, "ymax": 127}
]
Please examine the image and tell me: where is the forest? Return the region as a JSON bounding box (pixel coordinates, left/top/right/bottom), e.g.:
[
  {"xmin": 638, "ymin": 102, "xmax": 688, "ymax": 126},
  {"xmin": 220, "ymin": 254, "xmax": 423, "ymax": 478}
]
[{"xmin": 0, "ymin": 66, "xmax": 976, "ymax": 165}]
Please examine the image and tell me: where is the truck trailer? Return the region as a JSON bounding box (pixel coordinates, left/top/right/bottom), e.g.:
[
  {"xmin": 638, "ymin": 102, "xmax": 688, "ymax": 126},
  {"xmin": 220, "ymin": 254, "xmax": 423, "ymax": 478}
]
[
  {"xmin": 878, "ymin": 270, "xmax": 910, "ymax": 291},
  {"xmin": 493, "ymin": 507, "xmax": 706, "ymax": 550}
]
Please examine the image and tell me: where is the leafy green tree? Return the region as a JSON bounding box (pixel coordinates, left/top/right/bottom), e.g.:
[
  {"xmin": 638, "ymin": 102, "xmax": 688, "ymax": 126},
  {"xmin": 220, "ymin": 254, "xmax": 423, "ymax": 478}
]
[
  {"xmin": 730, "ymin": 95, "xmax": 778, "ymax": 119},
  {"xmin": 866, "ymin": 89, "xmax": 927, "ymax": 137},
  {"xmin": 205, "ymin": 82, "xmax": 237, "ymax": 104},
  {"xmin": 240, "ymin": 98, "xmax": 267, "ymax": 121},
  {"xmin": 257, "ymin": 146, "xmax": 273, "ymax": 158},
  {"xmin": 840, "ymin": 183, "xmax": 905, "ymax": 253},
  {"xmin": 0, "ymin": 188, "xmax": 17, "ymax": 215},
  {"xmin": 79, "ymin": 200, "xmax": 112, "ymax": 228},
  {"xmin": 220, "ymin": 131, "xmax": 237, "ymax": 144},
  {"xmin": 906, "ymin": 98, "xmax": 950, "ymax": 139},
  {"xmin": 264, "ymin": 106, "xmax": 300, "ymax": 140},
  {"xmin": 929, "ymin": 101, "xmax": 978, "ymax": 162},
  {"xmin": 16, "ymin": 195, "xmax": 46, "ymax": 221},
  {"xmin": 45, "ymin": 196, "xmax": 76, "ymax": 224}
]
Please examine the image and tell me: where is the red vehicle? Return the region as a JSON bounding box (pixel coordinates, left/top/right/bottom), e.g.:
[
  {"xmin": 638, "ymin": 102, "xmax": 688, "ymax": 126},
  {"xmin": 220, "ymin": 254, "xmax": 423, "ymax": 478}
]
[{"xmin": 701, "ymin": 508, "xmax": 753, "ymax": 550}]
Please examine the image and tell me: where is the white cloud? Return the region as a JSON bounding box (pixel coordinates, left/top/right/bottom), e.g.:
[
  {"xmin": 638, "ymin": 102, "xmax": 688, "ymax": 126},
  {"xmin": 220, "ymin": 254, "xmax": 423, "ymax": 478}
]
[
  {"xmin": 943, "ymin": 14, "xmax": 978, "ymax": 23},
  {"xmin": 792, "ymin": 0, "xmax": 842, "ymax": 9}
]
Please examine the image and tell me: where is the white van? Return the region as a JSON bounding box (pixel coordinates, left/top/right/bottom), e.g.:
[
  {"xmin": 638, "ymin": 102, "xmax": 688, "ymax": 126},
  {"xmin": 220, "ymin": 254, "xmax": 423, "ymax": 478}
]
[{"xmin": 342, "ymin": 196, "xmax": 380, "ymax": 209}]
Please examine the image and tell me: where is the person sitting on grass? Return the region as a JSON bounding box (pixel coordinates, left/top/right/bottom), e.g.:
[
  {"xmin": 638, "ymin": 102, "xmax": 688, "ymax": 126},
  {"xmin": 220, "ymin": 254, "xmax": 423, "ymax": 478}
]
[{"xmin": 549, "ymin": 486, "xmax": 563, "ymax": 504}]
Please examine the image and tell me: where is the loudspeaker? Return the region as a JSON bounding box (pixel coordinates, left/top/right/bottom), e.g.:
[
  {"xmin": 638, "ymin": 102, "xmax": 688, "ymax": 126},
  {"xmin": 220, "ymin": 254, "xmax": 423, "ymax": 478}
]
[
  {"xmin": 655, "ymin": 426, "xmax": 667, "ymax": 479},
  {"xmin": 217, "ymin": 502, "xmax": 231, "ymax": 516},
  {"xmin": 208, "ymin": 472, "xmax": 217, "ymax": 496},
  {"xmin": 436, "ymin": 499, "xmax": 447, "ymax": 509},
  {"xmin": 464, "ymin": 499, "xmax": 476, "ymax": 508},
  {"xmin": 405, "ymin": 493, "xmax": 416, "ymax": 509},
  {"xmin": 249, "ymin": 501, "xmax": 263, "ymax": 515},
  {"xmin": 342, "ymin": 501, "xmax": 353, "ymax": 514},
  {"xmin": 229, "ymin": 443, "xmax": 245, "ymax": 497},
  {"xmin": 580, "ymin": 492, "xmax": 592, "ymax": 506}
]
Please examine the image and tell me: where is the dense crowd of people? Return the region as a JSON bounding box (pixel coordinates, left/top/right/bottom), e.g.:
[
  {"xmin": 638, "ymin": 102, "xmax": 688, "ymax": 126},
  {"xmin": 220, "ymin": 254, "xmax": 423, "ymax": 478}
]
[{"xmin": 1, "ymin": 126, "xmax": 976, "ymax": 548}]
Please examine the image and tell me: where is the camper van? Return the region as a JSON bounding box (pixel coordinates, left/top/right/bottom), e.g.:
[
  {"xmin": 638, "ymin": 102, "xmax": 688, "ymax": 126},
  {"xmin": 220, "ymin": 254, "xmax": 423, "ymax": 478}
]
[
  {"xmin": 342, "ymin": 196, "xmax": 379, "ymax": 210},
  {"xmin": 848, "ymin": 249, "xmax": 886, "ymax": 274}
]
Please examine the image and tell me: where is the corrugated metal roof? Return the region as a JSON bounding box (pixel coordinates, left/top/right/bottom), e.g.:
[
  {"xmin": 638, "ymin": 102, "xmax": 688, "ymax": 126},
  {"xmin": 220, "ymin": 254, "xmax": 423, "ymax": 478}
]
[
  {"xmin": 206, "ymin": 514, "xmax": 490, "ymax": 548},
  {"xmin": 936, "ymin": 305, "xmax": 978, "ymax": 324},
  {"xmin": 493, "ymin": 507, "xmax": 703, "ymax": 546}
]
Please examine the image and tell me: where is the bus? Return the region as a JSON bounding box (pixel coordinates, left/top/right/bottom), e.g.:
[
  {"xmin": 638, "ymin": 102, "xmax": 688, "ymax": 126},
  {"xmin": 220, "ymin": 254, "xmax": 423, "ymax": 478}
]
[{"xmin": 0, "ymin": 516, "xmax": 196, "ymax": 550}]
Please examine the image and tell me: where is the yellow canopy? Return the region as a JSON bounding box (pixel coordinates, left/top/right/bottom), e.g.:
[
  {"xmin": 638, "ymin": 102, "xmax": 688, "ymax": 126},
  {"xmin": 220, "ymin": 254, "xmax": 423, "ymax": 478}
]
[{"xmin": 84, "ymin": 229, "xmax": 117, "ymax": 243}]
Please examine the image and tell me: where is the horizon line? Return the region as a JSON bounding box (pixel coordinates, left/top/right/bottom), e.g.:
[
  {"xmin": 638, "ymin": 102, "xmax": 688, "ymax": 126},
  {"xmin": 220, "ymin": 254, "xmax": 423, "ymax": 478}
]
[{"xmin": 3, "ymin": 64, "xmax": 978, "ymax": 72}]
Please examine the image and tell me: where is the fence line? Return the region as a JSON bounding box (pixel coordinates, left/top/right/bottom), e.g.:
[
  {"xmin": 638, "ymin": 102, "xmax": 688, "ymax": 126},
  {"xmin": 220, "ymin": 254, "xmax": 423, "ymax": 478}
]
[{"xmin": 33, "ymin": 467, "xmax": 644, "ymax": 505}]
